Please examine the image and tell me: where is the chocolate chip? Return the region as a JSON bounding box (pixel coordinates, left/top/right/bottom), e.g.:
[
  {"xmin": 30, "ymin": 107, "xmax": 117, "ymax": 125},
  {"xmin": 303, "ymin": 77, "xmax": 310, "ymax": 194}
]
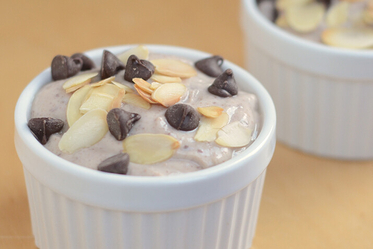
[
  {"xmin": 195, "ymin": 55, "xmax": 224, "ymax": 77},
  {"xmin": 100, "ymin": 50, "xmax": 125, "ymax": 79},
  {"xmin": 98, "ymin": 153, "xmax": 129, "ymax": 175},
  {"xmin": 208, "ymin": 69, "xmax": 238, "ymax": 97},
  {"xmin": 165, "ymin": 104, "xmax": 200, "ymax": 131},
  {"xmin": 124, "ymin": 55, "xmax": 155, "ymax": 82},
  {"xmin": 107, "ymin": 108, "xmax": 141, "ymax": 141},
  {"xmin": 71, "ymin": 53, "xmax": 96, "ymax": 71},
  {"xmin": 28, "ymin": 118, "xmax": 64, "ymax": 145},
  {"xmin": 51, "ymin": 55, "xmax": 83, "ymax": 81},
  {"xmin": 317, "ymin": 0, "xmax": 331, "ymax": 8},
  {"xmin": 272, "ymin": 8, "xmax": 279, "ymax": 22}
]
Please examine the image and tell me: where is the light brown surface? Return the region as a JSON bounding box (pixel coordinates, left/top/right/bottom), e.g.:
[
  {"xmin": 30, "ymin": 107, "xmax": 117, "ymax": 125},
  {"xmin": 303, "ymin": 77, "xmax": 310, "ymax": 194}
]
[{"xmin": 1, "ymin": 0, "xmax": 373, "ymax": 248}]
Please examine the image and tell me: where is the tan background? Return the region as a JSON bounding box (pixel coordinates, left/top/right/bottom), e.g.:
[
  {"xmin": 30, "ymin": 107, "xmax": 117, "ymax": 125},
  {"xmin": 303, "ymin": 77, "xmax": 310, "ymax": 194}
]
[{"xmin": 1, "ymin": 0, "xmax": 373, "ymax": 248}]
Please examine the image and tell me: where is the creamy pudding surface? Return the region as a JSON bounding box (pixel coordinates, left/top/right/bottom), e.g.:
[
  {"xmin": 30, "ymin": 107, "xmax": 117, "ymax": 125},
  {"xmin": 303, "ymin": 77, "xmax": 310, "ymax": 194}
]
[
  {"xmin": 258, "ymin": 0, "xmax": 373, "ymax": 49},
  {"xmin": 29, "ymin": 46, "xmax": 260, "ymax": 176}
]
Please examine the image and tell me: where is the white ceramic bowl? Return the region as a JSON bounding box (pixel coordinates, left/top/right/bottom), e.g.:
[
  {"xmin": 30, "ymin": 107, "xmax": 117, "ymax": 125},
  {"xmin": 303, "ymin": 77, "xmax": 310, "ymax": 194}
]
[
  {"xmin": 14, "ymin": 45, "xmax": 276, "ymax": 249},
  {"xmin": 241, "ymin": 0, "xmax": 373, "ymax": 160}
]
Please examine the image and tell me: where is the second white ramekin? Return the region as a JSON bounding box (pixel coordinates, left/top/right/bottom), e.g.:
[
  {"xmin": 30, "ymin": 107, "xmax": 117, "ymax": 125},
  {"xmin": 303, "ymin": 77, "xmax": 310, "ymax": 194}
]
[
  {"xmin": 241, "ymin": 0, "xmax": 373, "ymax": 160},
  {"xmin": 15, "ymin": 45, "xmax": 276, "ymax": 249}
]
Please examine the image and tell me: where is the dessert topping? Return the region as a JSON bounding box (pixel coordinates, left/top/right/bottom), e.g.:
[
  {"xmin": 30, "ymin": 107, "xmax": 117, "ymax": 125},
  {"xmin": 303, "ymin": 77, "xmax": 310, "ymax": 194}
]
[
  {"xmin": 58, "ymin": 108, "xmax": 108, "ymax": 153},
  {"xmin": 133, "ymin": 78, "xmax": 153, "ymax": 94},
  {"xmin": 208, "ymin": 69, "xmax": 238, "ymax": 97},
  {"xmin": 363, "ymin": 7, "xmax": 373, "ymax": 25},
  {"xmin": 71, "ymin": 53, "xmax": 96, "ymax": 71},
  {"xmin": 62, "ymin": 72, "xmax": 98, "ymax": 93},
  {"xmin": 150, "ymin": 82, "xmax": 162, "ymax": 90},
  {"xmin": 124, "ymin": 55, "xmax": 155, "ymax": 82},
  {"xmin": 197, "ymin": 106, "xmax": 224, "ymax": 118},
  {"xmin": 122, "ymin": 93, "xmax": 151, "ymax": 110},
  {"xmin": 151, "ymin": 83, "xmax": 186, "ymax": 107},
  {"xmin": 150, "ymin": 74, "xmax": 182, "ymax": 83},
  {"xmin": 112, "ymin": 81, "xmax": 134, "ymax": 93},
  {"xmin": 151, "ymin": 59, "xmax": 197, "ymax": 78},
  {"xmin": 67, "ymin": 80, "xmax": 126, "ymax": 127},
  {"xmin": 79, "ymin": 91, "xmax": 114, "ymax": 114},
  {"xmin": 321, "ymin": 27, "xmax": 373, "ymax": 49},
  {"xmin": 134, "ymin": 85, "xmax": 158, "ymax": 104},
  {"xmin": 195, "ymin": 55, "xmax": 224, "ymax": 77},
  {"xmin": 276, "ymin": 0, "xmax": 313, "ymax": 11},
  {"xmin": 275, "ymin": 14, "xmax": 289, "ymax": 27},
  {"xmin": 165, "ymin": 104, "xmax": 200, "ymax": 131},
  {"xmin": 215, "ymin": 121, "xmax": 253, "ymax": 147},
  {"xmin": 194, "ymin": 112, "xmax": 229, "ymax": 142},
  {"xmin": 66, "ymin": 85, "xmax": 92, "ymax": 126},
  {"xmin": 110, "ymin": 89, "xmax": 126, "ymax": 109},
  {"xmin": 51, "ymin": 55, "xmax": 83, "ymax": 81},
  {"xmin": 28, "ymin": 117, "xmax": 64, "ymax": 145},
  {"xmin": 90, "ymin": 76, "xmax": 116, "ymax": 87},
  {"xmin": 100, "ymin": 50, "xmax": 125, "ymax": 79},
  {"xmin": 97, "ymin": 153, "xmax": 130, "ymax": 175},
  {"xmin": 317, "ymin": 0, "xmax": 331, "ymax": 9},
  {"xmin": 285, "ymin": 2, "xmax": 325, "ymax": 33},
  {"xmin": 107, "ymin": 108, "xmax": 141, "ymax": 141},
  {"xmin": 117, "ymin": 45, "xmax": 149, "ymax": 66},
  {"xmin": 325, "ymin": 1, "xmax": 349, "ymax": 28},
  {"xmin": 122, "ymin": 134, "xmax": 180, "ymax": 164}
]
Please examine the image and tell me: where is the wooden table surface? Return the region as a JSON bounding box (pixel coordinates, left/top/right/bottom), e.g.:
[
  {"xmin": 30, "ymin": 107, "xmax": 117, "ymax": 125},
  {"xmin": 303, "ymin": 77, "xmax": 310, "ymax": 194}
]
[{"xmin": 1, "ymin": 0, "xmax": 373, "ymax": 248}]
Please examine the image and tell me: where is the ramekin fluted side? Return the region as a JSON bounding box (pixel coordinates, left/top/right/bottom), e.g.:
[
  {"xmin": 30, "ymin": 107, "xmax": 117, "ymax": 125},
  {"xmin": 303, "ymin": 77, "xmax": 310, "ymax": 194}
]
[
  {"xmin": 243, "ymin": 37, "xmax": 373, "ymax": 159},
  {"xmin": 24, "ymin": 167, "xmax": 266, "ymax": 249}
]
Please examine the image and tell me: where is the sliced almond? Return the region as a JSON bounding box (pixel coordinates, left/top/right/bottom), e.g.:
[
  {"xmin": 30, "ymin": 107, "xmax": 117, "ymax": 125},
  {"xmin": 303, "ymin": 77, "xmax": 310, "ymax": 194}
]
[
  {"xmin": 151, "ymin": 83, "xmax": 186, "ymax": 107},
  {"xmin": 134, "ymin": 85, "xmax": 159, "ymax": 104},
  {"xmin": 321, "ymin": 27, "xmax": 373, "ymax": 49},
  {"xmin": 197, "ymin": 106, "xmax": 224, "ymax": 118},
  {"xmin": 150, "ymin": 82, "xmax": 162, "ymax": 90},
  {"xmin": 122, "ymin": 93, "xmax": 151, "ymax": 109},
  {"xmin": 58, "ymin": 108, "xmax": 108, "ymax": 154},
  {"xmin": 343, "ymin": 0, "xmax": 365, "ymax": 2},
  {"xmin": 326, "ymin": 1, "xmax": 349, "ymax": 28},
  {"xmin": 215, "ymin": 121, "xmax": 253, "ymax": 147},
  {"xmin": 363, "ymin": 9, "xmax": 373, "ymax": 25},
  {"xmin": 81, "ymin": 83, "xmax": 121, "ymax": 107},
  {"xmin": 80, "ymin": 93, "xmax": 114, "ymax": 114},
  {"xmin": 117, "ymin": 45, "xmax": 149, "ymax": 65},
  {"xmin": 368, "ymin": 0, "xmax": 373, "ymax": 11},
  {"xmin": 90, "ymin": 76, "xmax": 116, "ymax": 87},
  {"xmin": 63, "ymin": 72, "xmax": 98, "ymax": 93},
  {"xmin": 112, "ymin": 81, "xmax": 134, "ymax": 93},
  {"xmin": 275, "ymin": 14, "xmax": 289, "ymax": 28},
  {"xmin": 91, "ymin": 83, "xmax": 121, "ymax": 97},
  {"xmin": 276, "ymin": 0, "xmax": 312, "ymax": 11},
  {"xmin": 123, "ymin": 134, "xmax": 180, "ymax": 164},
  {"xmin": 194, "ymin": 113, "xmax": 229, "ymax": 142},
  {"xmin": 133, "ymin": 78, "xmax": 153, "ymax": 94},
  {"xmin": 286, "ymin": 3, "xmax": 325, "ymax": 33},
  {"xmin": 66, "ymin": 85, "xmax": 92, "ymax": 127},
  {"xmin": 110, "ymin": 89, "xmax": 126, "ymax": 109},
  {"xmin": 150, "ymin": 74, "xmax": 182, "ymax": 83},
  {"xmin": 151, "ymin": 59, "xmax": 197, "ymax": 78}
]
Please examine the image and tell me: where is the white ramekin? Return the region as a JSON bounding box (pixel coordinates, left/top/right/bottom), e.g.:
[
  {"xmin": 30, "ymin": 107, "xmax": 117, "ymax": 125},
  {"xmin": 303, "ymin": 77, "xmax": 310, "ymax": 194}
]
[
  {"xmin": 241, "ymin": 0, "xmax": 373, "ymax": 160},
  {"xmin": 14, "ymin": 45, "xmax": 276, "ymax": 249}
]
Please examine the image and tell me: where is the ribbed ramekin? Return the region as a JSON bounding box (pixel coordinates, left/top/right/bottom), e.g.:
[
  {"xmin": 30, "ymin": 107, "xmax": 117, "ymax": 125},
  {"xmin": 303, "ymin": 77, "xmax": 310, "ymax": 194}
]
[
  {"xmin": 14, "ymin": 45, "xmax": 276, "ymax": 249},
  {"xmin": 241, "ymin": 0, "xmax": 373, "ymax": 159}
]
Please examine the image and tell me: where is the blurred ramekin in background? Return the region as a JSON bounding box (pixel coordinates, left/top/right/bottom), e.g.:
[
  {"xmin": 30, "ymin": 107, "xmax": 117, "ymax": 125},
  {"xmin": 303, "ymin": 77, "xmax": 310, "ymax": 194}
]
[
  {"xmin": 14, "ymin": 45, "xmax": 276, "ymax": 249},
  {"xmin": 241, "ymin": 0, "xmax": 373, "ymax": 159}
]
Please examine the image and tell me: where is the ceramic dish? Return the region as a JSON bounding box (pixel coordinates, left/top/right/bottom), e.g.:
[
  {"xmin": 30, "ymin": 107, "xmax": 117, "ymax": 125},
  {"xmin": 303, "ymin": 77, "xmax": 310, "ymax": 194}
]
[
  {"xmin": 241, "ymin": 0, "xmax": 373, "ymax": 159},
  {"xmin": 15, "ymin": 44, "xmax": 276, "ymax": 249}
]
